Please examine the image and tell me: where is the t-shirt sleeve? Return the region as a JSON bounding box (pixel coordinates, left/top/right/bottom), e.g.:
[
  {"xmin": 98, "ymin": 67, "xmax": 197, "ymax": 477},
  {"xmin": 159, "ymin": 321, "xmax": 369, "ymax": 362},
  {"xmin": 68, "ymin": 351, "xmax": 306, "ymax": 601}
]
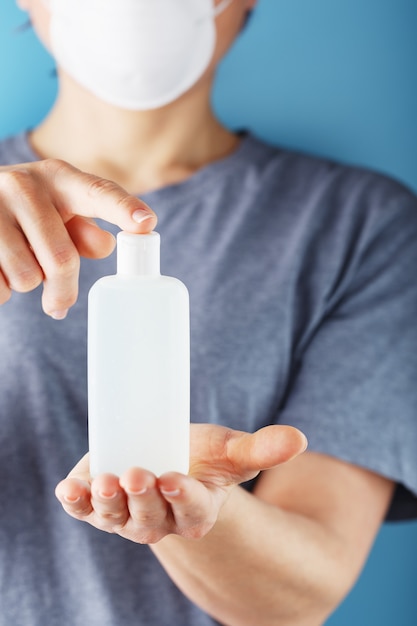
[{"xmin": 278, "ymin": 175, "xmax": 417, "ymax": 521}]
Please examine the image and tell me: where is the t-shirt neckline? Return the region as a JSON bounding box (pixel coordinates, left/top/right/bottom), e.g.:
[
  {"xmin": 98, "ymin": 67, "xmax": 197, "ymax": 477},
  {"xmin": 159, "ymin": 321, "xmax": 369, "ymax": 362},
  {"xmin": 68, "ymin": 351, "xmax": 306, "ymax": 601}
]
[{"xmin": 18, "ymin": 129, "xmax": 259, "ymax": 203}]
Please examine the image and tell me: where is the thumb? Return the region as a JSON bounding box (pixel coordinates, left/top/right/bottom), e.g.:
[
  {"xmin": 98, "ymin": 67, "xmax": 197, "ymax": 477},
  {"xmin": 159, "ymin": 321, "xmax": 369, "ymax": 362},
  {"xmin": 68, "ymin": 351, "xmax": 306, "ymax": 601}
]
[{"xmin": 227, "ymin": 425, "xmax": 308, "ymax": 475}]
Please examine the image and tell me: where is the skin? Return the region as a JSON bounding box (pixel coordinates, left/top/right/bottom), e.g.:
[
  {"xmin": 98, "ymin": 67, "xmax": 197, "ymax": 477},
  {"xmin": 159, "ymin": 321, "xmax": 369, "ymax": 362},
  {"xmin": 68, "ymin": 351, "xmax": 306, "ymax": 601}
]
[
  {"xmin": 0, "ymin": 159, "xmax": 157, "ymax": 317},
  {"xmin": 4, "ymin": 1, "xmax": 395, "ymax": 624}
]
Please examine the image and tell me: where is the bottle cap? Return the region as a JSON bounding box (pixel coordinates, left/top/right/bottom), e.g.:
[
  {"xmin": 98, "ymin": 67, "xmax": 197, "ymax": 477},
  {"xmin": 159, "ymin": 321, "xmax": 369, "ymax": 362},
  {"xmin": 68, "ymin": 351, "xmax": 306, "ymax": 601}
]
[{"xmin": 117, "ymin": 231, "xmax": 160, "ymax": 276}]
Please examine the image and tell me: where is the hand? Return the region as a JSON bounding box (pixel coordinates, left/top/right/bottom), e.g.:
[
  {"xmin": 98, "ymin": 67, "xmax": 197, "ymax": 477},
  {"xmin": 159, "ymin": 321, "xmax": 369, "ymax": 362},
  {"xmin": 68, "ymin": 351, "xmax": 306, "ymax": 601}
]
[
  {"xmin": 0, "ymin": 159, "xmax": 157, "ymax": 318},
  {"xmin": 55, "ymin": 423, "xmax": 307, "ymax": 544}
]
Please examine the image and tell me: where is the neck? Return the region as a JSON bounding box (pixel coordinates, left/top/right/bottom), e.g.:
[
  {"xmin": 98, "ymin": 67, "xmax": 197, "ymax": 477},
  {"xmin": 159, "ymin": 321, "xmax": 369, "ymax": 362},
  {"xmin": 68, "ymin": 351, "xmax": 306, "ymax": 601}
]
[{"xmin": 30, "ymin": 73, "xmax": 239, "ymax": 194}]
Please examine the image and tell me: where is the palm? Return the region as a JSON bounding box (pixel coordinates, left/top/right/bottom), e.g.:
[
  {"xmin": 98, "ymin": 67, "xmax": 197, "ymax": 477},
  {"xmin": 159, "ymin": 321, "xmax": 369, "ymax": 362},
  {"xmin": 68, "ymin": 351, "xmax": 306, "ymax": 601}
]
[{"xmin": 55, "ymin": 423, "xmax": 306, "ymax": 543}]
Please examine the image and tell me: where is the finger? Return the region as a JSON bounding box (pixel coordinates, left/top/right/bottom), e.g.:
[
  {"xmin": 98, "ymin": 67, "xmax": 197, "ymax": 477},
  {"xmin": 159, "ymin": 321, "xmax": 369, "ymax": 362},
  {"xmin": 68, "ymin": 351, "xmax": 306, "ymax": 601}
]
[
  {"xmin": 0, "ymin": 269, "xmax": 11, "ymax": 304},
  {"xmin": 158, "ymin": 472, "xmax": 220, "ymax": 540},
  {"xmin": 2, "ymin": 172, "xmax": 81, "ymax": 317},
  {"xmin": 119, "ymin": 468, "xmax": 170, "ymax": 544},
  {"xmin": 90, "ymin": 474, "xmax": 129, "ymax": 532},
  {"xmin": 40, "ymin": 159, "xmax": 158, "ymax": 232},
  {"xmin": 17, "ymin": 199, "xmax": 80, "ymax": 317},
  {"xmin": 35, "ymin": 216, "xmax": 80, "ymax": 319},
  {"xmin": 0, "ymin": 219, "xmax": 44, "ymax": 295},
  {"xmin": 55, "ymin": 453, "xmax": 93, "ymax": 518},
  {"xmin": 17, "ymin": 201, "xmax": 80, "ymax": 317},
  {"xmin": 227, "ymin": 425, "xmax": 308, "ymax": 476},
  {"xmin": 55, "ymin": 477, "xmax": 94, "ymax": 519},
  {"xmin": 65, "ymin": 216, "xmax": 116, "ymax": 259}
]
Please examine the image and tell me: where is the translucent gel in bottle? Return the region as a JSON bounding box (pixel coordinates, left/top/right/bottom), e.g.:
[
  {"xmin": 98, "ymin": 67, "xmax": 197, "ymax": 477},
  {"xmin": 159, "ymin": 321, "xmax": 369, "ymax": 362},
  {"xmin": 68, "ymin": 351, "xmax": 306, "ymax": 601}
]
[{"xmin": 88, "ymin": 231, "xmax": 190, "ymax": 477}]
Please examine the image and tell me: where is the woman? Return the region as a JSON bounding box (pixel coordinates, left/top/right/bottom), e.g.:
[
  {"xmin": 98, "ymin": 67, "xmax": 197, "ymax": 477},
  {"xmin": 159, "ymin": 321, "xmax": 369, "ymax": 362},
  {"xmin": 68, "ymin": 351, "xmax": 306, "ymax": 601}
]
[{"xmin": 0, "ymin": 1, "xmax": 416, "ymax": 624}]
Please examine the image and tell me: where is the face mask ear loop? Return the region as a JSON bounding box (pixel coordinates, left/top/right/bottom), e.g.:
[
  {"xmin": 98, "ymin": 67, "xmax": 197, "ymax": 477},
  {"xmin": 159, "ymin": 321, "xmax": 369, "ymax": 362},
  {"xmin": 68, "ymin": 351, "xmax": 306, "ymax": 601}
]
[
  {"xmin": 213, "ymin": 0, "xmax": 234, "ymax": 17},
  {"xmin": 195, "ymin": 0, "xmax": 233, "ymax": 24}
]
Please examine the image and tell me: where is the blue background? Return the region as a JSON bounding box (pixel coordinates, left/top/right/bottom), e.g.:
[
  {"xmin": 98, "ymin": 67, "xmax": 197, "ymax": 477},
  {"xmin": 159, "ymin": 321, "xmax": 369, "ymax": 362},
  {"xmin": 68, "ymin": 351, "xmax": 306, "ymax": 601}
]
[{"xmin": 1, "ymin": 0, "xmax": 416, "ymax": 623}]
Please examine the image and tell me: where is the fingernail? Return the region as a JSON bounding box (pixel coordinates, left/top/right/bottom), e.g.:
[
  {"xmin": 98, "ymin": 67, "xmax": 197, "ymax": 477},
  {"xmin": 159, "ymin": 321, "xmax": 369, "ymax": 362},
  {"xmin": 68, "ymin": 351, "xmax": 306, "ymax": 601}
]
[
  {"xmin": 63, "ymin": 495, "xmax": 80, "ymax": 504},
  {"xmin": 98, "ymin": 491, "xmax": 118, "ymax": 500},
  {"xmin": 123, "ymin": 485, "xmax": 148, "ymax": 496},
  {"xmin": 50, "ymin": 309, "xmax": 68, "ymax": 320},
  {"xmin": 132, "ymin": 210, "xmax": 154, "ymax": 225},
  {"xmin": 160, "ymin": 488, "xmax": 181, "ymax": 498}
]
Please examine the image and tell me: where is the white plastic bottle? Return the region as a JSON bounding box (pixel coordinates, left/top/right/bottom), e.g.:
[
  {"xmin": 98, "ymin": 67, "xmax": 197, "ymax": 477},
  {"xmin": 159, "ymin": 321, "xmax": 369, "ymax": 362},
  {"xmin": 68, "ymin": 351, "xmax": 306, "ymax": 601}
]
[{"xmin": 88, "ymin": 231, "xmax": 190, "ymax": 478}]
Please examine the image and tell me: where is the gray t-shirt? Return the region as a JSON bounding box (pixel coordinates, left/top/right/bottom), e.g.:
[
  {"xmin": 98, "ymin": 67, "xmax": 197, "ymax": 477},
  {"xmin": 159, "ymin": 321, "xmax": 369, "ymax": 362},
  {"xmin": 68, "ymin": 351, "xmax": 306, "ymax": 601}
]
[{"xmin": 0, "ymin": 132, "xmax": 416, "ymax": 626}]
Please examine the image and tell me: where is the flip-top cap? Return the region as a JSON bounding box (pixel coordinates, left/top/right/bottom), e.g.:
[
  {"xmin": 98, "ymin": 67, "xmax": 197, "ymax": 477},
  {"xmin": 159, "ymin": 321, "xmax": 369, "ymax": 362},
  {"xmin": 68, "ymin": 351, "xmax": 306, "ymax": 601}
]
[{"xmin": 117, "ymin": 231, "xmax": 160, "ymax": 276}]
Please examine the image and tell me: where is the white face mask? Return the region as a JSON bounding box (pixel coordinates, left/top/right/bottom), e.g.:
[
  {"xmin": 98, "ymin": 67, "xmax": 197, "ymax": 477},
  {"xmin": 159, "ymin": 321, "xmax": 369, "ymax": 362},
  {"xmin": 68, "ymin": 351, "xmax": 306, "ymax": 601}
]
[{"xmin": 45, "ymin": 0, "xmax": 233, "ymax": 110}]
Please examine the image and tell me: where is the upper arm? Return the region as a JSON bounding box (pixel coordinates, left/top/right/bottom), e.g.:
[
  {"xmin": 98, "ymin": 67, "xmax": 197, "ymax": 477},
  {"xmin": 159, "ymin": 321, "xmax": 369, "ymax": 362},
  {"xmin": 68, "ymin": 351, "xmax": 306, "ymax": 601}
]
[{"xmin": 254, "ymin": 450, "xmax": 395, "ymax": 587}]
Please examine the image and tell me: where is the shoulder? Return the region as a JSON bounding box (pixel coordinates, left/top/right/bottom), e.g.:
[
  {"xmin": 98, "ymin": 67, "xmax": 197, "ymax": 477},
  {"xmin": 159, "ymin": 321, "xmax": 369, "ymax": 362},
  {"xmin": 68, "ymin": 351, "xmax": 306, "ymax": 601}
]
[
  {"xmin": 246, "ymin": 132, "xmax": 416, "ymax": 206},
  {"xmin": 241, "ymin": 134, "xmax": 417, "ymax": 246}
]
